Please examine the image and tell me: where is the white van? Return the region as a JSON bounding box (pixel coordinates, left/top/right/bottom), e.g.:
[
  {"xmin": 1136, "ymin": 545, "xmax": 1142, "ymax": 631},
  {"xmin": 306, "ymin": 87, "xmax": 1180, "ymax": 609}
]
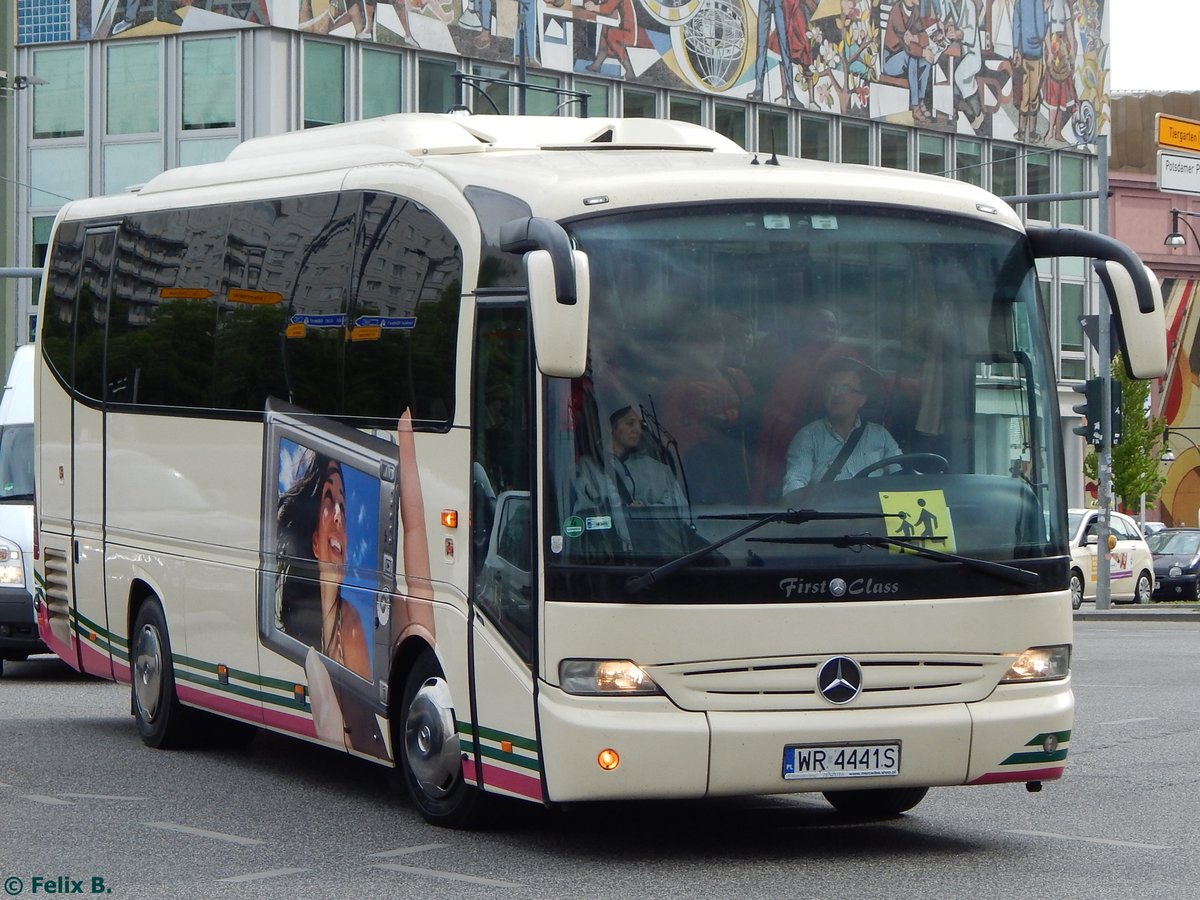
[{"xmin": 0, "ymin": 345, "xmax": 43, "ymax": 674}]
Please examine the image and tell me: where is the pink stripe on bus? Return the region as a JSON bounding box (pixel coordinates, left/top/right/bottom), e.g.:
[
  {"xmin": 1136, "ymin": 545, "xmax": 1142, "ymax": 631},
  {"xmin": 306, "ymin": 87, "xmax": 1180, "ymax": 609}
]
[
  {"xmin": 176, "ymin": 684, "xmax": 265, "ymax": 726},
  {"xmin": 969, "ymin": 765, "xmax": 1065, "ymax": 785},
  {"xmin": 464, "ymin": 759, "xmax": 543, "ymax": 801}
]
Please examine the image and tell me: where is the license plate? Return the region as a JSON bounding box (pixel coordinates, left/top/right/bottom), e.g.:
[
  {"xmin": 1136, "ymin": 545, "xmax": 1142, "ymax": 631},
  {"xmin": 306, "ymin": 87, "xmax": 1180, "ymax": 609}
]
[{"xmin": 782, "ymin": 743, "xmax": 900, "ymax": 780}]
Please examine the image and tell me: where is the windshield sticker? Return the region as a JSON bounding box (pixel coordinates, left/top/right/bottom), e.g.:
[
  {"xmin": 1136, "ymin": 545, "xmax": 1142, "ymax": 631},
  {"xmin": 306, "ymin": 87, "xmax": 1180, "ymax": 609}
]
[
  {"xmin": 585, "ymin": 515, "xmax": 613, "ymax": 532},
  {"xmin": 762, "ymin": 214, "xmax": 791, "ymax": 230},
  {"xmin": 563, "ymin": 516, "xmax": 584, "ymax": 539},
  {"xmin": 810, "ymin": 214, "xmax": 838, "ymax": 230},
  {"xmin": 878, "ymin": 490, "xmax": 956, "ymax": 553},
  {"xmin": 550, "ymin": 535, "xmax": 563, "ymax": 554}
]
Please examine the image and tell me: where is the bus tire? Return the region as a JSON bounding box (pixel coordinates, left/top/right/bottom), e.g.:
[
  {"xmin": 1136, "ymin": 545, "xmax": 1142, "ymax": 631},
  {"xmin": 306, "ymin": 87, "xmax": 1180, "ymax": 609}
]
[
  {"xmin": 396, "ymin": 647, "xmax": 489, "ymax": 828},
  {"xmin": 822, "ymin": 786, "xmax": 928, "ymax": 817},
  {"xmin": 131, "ymin": 599, "xmax": 196, "ymax": 749}
]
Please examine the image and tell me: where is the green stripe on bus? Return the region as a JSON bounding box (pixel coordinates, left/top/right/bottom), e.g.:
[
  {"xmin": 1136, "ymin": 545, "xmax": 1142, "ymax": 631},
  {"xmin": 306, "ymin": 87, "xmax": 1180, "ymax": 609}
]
[
  {"xmin": 71, "ymin": 610, "xmax": 130, "ymax": 650},
  {"xmin": 456, "ymin": 720, "xmax": 538, "ymax": 753},
  {"xmin": 1001, "ymin": 749, "xmax": 1069, "ymax": 766},
  {"xmin": 477, "ymin": 742, "xmax": 541, "ymax": 772},
  {"xmin": 1024, "ymin": 730, "xmax": 1070, "ymax": 747},
  {"xmin": 173, "ymin": 653, "xmax": 305, "ymax": 694}
]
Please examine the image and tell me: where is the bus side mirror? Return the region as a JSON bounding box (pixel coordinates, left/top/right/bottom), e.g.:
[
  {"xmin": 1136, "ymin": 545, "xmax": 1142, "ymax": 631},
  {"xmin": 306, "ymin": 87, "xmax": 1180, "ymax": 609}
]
[
  {"xmin": 500, "ymin": 216, "xmax": 591, "ymax": 379},
  {"xmin": 527, "ymin": 249, "xmax": 590, "ymax": 378},
  {"xmin": 1093, "ymin": 261, "xmax": 1167, "ymax": 379}
]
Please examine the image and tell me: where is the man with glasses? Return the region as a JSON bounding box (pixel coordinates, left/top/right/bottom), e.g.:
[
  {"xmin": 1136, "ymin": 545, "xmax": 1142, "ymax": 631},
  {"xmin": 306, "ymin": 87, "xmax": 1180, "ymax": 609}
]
[{"xmin": 780, "ymin": 357, "xmax": 900, "ymax": 496}]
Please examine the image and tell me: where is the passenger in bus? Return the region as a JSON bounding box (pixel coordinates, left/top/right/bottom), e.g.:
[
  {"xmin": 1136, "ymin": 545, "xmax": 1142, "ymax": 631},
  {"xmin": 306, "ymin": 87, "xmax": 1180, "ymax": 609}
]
[
  {"xmin": 780, "ymin": 357, "xmax": 901, "ymax": 495},
  {"xmin": 574, "ymin": 405, "xmax": 687, "ymax": 511},
  {"xmin": 277, "ymin": 453, "xmax": 372, "ymax": 681}
]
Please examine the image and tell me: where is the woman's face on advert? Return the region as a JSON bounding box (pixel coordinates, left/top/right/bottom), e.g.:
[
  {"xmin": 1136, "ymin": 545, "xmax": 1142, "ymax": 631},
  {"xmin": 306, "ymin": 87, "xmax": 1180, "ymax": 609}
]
[{"xmin": 313, "ymin": 462, "xmax": 347, "ymax": 577}]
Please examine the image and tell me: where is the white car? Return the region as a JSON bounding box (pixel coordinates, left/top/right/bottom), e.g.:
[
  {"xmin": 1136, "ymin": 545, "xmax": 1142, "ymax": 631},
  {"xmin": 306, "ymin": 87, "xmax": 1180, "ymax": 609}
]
[{"xmin": 1068, "ymin": 509, "xmax": 1154, "ymax": 609}]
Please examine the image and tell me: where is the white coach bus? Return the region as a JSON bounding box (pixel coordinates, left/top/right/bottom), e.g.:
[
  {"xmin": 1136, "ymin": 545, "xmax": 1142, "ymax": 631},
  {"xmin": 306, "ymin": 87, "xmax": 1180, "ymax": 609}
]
[{"xmin": 34, "ymin": 113, "xmax": 1165, "ymax": 827}]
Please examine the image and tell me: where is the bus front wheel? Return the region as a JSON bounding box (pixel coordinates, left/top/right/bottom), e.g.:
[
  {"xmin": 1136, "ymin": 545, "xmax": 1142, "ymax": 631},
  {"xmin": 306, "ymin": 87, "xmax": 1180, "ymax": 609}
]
[
  {"xmin": 823, "ymin": 786, "xmax": 928, "ymax": 817},
  {"xmin": 397, "ymin": 647, "xmax": 489, "ymax": 828},
  {"xmin": 131, "ymin": 599, "xmax": 196, "ymax": 749}
]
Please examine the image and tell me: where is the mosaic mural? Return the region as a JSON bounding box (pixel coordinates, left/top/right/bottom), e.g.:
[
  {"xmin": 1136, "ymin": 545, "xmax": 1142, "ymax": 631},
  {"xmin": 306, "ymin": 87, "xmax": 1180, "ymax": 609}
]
[{"xmin": 20, "ymin": 0, "xmax": 1111, "ymax": 147}]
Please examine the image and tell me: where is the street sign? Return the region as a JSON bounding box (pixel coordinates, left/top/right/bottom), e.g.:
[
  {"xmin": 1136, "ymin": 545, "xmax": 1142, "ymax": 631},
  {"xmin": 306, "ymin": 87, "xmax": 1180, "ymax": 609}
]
[
  {"xmin": 1157, "ymin": 150, "xmax": 1200, "ymax": 197},
  {"xmin": 1157, "ymin": 113, "xmax": 1200, "ymax": 153}
]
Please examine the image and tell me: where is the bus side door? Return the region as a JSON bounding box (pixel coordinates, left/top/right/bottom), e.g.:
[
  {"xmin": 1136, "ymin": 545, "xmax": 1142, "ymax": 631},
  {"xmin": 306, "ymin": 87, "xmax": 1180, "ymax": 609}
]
[
  {"xmin": 467, "ymin": 303, "xmax": 543, "ymax": 803},
  {"xmin": 69, "ymin": 227, "xmax": 117, "ymax": 679}
]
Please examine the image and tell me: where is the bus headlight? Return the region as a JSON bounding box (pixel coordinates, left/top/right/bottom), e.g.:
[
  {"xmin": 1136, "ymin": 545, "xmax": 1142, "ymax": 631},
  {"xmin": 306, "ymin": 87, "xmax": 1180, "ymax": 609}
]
[
  {"xmin": 559, "ymin": 659, "xmax": 661, "ymax": 695},
  {"xmin": 1001, "ymin": 645, "xmax": 1071, "ymax": 683},
  {"xmin": 0, "ymin": 537, "xmax": 23, "ymax": 586}
]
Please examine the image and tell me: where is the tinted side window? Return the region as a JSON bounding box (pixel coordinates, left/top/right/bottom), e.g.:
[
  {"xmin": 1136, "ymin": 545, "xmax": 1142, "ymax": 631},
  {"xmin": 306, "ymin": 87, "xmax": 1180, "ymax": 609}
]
[
  {"xmin": 106, "ymin": 207, "xmax": 227, "ymax": 409},
  {"xmin": 270, "ymin": 194, "xmax": 357, "ymax": 415},
  {"xmin": 75, "ymin": 229, "xmax": 117, "ymax": 402},
  {"xmin": 42, "ymin": 220, "xmax": 84, "ymax": 388},
  {"xmin": 343, "ymin": 192, "xmax": 462, "ymax": 429}
]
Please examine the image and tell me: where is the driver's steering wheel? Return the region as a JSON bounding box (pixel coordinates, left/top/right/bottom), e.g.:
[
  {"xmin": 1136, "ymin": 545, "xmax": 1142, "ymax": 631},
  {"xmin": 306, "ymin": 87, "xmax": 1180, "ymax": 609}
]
[{"xmin": 852, "ymin": 453, "xmax": 950, "ymax": 478}]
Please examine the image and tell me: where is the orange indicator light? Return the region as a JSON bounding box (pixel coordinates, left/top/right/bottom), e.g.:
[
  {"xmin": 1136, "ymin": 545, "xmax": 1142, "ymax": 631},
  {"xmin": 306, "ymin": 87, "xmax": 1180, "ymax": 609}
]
[
  {"xmin": 500, "ymin": 740, "xmax": 513, "ymax": 753},
  {"xmin": 597, "ymin": 749, "xmax": 620, "ymax": 771},
  {"xmin": 441, "ymin": 510, "xmax": 459, "ymax": 528}
]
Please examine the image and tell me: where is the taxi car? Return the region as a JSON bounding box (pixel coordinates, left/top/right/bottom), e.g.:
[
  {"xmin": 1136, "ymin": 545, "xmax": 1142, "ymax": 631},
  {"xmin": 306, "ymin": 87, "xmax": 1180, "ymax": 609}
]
[
  {"xmin": 1148, "ymin": 528, "xmax": 1200, "ymax": 601},
  {"xmin": 1068, "ymin": 509, "xmax": 1154, "ymax": 609}
]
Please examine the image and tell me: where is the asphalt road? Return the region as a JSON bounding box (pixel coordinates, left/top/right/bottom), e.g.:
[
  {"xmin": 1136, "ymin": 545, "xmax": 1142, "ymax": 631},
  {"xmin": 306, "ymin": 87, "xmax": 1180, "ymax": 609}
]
[{"xmin": 2, "ymin": 620, "xmax": 1198, "ymax": 899}]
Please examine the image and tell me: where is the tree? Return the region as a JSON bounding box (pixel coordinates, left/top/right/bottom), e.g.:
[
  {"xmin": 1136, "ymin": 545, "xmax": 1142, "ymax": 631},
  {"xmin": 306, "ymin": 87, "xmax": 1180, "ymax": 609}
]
[{"xmin": 1082, "ymin": 353, "xmax": 1166, "ymax": 512}]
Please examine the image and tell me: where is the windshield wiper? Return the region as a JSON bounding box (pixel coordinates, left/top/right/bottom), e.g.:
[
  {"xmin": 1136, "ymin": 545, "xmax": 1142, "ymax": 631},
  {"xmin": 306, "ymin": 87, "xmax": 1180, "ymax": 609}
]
[
  {"xmin": 749, "ymin": 533, "xmax": 1040, "ymax": 587},
  {"xmin": 624, "ymin": 509, "xmax": 896, "ymax": 594}
]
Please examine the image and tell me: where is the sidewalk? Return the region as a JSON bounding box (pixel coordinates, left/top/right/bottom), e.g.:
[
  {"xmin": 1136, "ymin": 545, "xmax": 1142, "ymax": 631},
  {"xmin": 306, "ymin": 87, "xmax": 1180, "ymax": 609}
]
[{"xmin": 1074, "ymin": 602, "xmax": 1200, "ymax": 622}]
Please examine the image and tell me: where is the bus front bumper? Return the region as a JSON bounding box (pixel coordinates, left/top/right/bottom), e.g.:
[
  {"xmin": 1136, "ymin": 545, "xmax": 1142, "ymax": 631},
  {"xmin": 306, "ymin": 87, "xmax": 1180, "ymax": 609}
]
[{"xmin": 536, "ymin": 680, "xmax": 1073, "ymax": 803}]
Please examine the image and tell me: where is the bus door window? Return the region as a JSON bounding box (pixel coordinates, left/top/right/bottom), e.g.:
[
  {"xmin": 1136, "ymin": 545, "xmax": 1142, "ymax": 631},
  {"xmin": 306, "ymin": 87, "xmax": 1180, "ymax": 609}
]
[{"xmin": 471, "ymin": 304, "xmax": 533, "ymax": 661}]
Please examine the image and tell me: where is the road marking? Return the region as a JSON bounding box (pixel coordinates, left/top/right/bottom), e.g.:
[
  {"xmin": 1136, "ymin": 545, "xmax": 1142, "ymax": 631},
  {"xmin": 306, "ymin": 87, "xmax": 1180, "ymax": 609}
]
[
  {"xmin": 23, "ymin": 794, "xmax": 72, "ymax": 805},
  {"xmin": 1094, "ymin": 717, "xmax": 1158, "ymax": 727},
  {"xmin": 60, "ymin": 793, "xmax": 146, "ymax": 801},
  {"xmin": 218, "ymin": 868, "xmax": 310, "ymax": 883},
  {"xmin": 145, "ymin": 821, "xmax": 265, "ymax": 846},
  {"xmin": 367, "ymin": 843, "xmax": 450, "ymax": 858},
  {"xmin": 372, "ymin": 862, "xmax": 523, "ymax": 888},
  {"xmin": 1006, "ymin": 829, "xmax": 1170, "ymax": 850}
]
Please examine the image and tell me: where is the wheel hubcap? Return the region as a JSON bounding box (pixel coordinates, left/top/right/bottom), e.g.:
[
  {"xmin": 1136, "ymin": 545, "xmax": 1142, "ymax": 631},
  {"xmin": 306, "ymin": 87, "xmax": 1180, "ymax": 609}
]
[
  {"xmin": 133, "ymin": 624, "xmax": 163, "ymax": 722},
  {"xmin": 404, "ymin": 677, "xmax": 460, "ymax": 799}
]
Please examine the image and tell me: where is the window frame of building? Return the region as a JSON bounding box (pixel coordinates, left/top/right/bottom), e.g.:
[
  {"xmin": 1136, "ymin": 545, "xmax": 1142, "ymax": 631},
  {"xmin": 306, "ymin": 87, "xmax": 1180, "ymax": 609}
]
[
  {"xmin": 799, "ymin": 114, "xmax": 830, "ymax": 161},
  {"xmin": 880, "ymin": 125, "xmax": 909, "ymax": 170},
  {"xmin": 31, "ymin": 45, "xmax": 86, "ymax": 140},
  {"xmin": 106, "ymin": 40, "xmax": 161, "ymax": 137},
  {"xmin": 361, "ymin": 46, "xmax": 404, "ymax": 119},
  {"xmin": 669, "ymin": 93, "xmax": 702, "ymax": 125},
  {"xmin": 714, "ymin": 103, "xmax": 746, "ymax": 148},
  {"xmin": 302, "ymin": 38, "xmax": 347, "ymax": 129},
  {"xmin": 418, "ymin": 57, "xmax": 459, "ymax": 113},
  {"xmin": 840, "ymin": 120, "xmax": 869, "ymax": 166},
  {"xmin": 622, "ymin": 87, "xmax": 658, "ymax": 118}
]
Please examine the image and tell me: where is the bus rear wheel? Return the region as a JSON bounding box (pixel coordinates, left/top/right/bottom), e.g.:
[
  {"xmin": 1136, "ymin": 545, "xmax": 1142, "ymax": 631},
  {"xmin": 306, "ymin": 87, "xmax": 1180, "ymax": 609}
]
[
  {"xmin": 823, "ymin": 786, "xmax": 928, "ymax": 817},
  {"xmin": 397, "ymin": 647, "xmax": 489, "ymax": 828},
  {"xmin": 131, "ymin": 599, "xmax": 197, "ymax": 749}
]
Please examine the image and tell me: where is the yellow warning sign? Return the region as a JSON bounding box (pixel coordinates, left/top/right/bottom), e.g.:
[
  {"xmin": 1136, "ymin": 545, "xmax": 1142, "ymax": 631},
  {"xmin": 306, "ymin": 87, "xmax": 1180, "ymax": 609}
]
[{"xmin": 878, "ymin": 490, "xmax": 956, "ymax": 553}]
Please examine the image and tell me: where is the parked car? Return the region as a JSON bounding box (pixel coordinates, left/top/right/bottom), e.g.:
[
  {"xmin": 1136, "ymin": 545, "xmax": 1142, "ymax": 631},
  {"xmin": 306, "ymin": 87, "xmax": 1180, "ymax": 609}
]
[
  {"xmin": 1148, "ymin": 528, "xmax": 1200, "ymax": 601},
  {"xmin": 0, "ymin": 345, "xmax": 43, "ymax": 675},
  {"xmin": 1067, "ymin": 509, "xmax": 1154, "ymax": 609}
]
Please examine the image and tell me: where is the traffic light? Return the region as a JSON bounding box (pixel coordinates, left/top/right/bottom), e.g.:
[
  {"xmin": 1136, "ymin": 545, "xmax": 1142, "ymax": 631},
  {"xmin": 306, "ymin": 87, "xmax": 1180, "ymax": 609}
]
[
  {"xmin": 1071, "ymin": 377, "xmax": 1122, "ymax": 447},
  {"xmin": 1109, "ymin": 378, "xmax": 1123, "ymax": 446},
  {"xmin": 1072, "ymin": 377, "xmax": 1103, "ymax": 446}
]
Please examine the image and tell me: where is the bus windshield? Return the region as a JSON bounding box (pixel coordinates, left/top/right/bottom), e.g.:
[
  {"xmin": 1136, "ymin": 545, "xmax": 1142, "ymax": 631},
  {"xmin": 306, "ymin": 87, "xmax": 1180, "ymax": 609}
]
[{"xmin": 545, "ymin": 203, "xmax": 1066, "ymax": 603}]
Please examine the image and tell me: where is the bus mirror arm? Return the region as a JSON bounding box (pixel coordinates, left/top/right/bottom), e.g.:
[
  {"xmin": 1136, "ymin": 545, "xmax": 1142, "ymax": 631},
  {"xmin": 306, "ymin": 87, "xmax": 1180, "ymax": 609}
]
[
  {"xmin": 500, "ymin": 217, "xmax": 577, "ymax": 305},
  {"xmin": 1027, "ymin": 227, "xmax": 1154, "ymax": 315}
]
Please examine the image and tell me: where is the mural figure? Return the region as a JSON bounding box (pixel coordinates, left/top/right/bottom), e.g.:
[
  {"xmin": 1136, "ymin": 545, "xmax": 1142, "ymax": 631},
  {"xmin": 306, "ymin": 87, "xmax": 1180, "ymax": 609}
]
[
  {"xmin": 584, "ymin": 0, "xmax": 642, "ymax": 77},
  {"xmin": 881, "ymin": 0, "xmax": 938, "ymax": 124},
  {"xmin": 750, "ymin": 0, "xmax": 803, "ymax": 105},
  {"xmin": 1043, "ymin": 0, "xmax": 1078, "ymax": 143},
  {"xmin": 1011, "ymin": 0, "xmax": 1047, "ymax": 142},
  {"xmin": 943, "ymin": 0, "xmax": 983, "ymax": 125}
]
